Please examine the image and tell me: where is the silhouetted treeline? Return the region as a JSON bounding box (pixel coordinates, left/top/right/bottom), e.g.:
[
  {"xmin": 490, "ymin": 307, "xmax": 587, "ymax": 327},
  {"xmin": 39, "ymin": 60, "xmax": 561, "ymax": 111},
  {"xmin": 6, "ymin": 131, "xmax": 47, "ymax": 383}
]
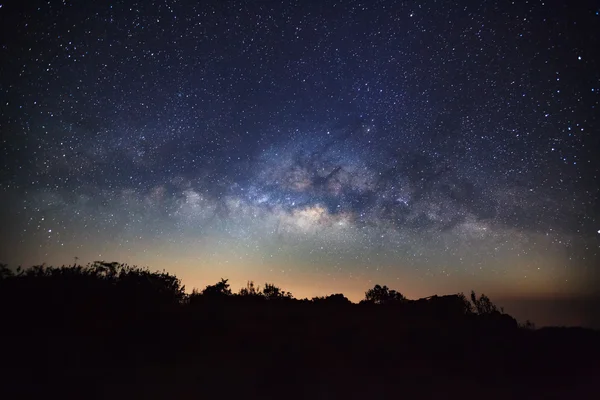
[{"xmin": 0, "ymin": 262, "xmax": 598, "ymax": 399}]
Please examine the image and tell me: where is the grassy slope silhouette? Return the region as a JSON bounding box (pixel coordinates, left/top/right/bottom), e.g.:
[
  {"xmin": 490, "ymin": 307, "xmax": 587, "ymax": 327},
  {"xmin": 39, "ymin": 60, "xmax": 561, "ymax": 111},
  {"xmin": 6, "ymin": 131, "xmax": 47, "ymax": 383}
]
[{"xmin": 1, "ymin": 262, "xmax": 598, "ymax": 399}]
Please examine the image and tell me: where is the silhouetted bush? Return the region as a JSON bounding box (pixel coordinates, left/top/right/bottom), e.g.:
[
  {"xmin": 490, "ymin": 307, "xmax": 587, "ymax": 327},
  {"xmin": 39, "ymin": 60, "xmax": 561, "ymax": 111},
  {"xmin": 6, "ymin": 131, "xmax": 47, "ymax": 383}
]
[
  {"xmin": 362, "ymin": 284, "xmax": 406, "ymax": 305},
  {"xmin": 0, "ymin": 262, "xmax": 186, "ymax": 319},
  {"xmin": 261, "ymin": 282, "xmax": 293, "ymax": 300},
  {"xmin": 198, "ymin": 278, "xmax": 232, "ymax": 297},
  {"xmin": 238, "ymin": 280, "xmax": 262, "ymax": 297},
  {"xmin": 470, "ymin": 290, "xmax": 500, "ymax": 315},
  {"xmin": 311, "ymin": 293, "xmax": 352, "ymax": 306}
]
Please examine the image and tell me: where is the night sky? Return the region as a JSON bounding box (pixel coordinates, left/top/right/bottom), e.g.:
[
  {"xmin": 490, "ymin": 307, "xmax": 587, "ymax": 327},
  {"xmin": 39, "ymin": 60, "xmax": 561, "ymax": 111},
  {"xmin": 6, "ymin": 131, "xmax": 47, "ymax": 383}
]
[{"xmin": 1, "ymin": 0, "xmax": 599, "ymax": 327}]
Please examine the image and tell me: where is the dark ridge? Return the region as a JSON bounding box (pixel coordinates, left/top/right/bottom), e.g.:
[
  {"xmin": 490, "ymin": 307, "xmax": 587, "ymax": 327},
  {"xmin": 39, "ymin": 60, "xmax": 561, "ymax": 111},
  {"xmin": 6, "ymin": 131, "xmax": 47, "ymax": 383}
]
[{"xmin": 1, "ymin": 262, "xmax": 598, "ymax": 399}]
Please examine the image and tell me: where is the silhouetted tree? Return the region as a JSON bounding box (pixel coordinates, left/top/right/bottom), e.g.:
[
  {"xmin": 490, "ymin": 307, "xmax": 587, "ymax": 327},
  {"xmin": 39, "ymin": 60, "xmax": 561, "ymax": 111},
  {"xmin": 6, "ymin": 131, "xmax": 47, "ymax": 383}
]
[
  {"xmin": 238, "ymin": 280, "xmax": 262, "ymax": 297},
  {"xmin": 456, "ymin": 292, "xmax": 474, "ymax": 314},
  {"xmin": 520, "ymin": 320, "xmax": 536, "ymax": 330},
  {"xmin": 0, "ymin": 261, "xmax": 187, "ymax": 331},
  {"xmin": 420, "ymin": 293, "xmax": 474, "ymax": 317},
  {"xmin": 364, "ymin": 284, "xmax": 406, "ymax": 305},
  {"xmin": 0, "ymin": 263, "xmax": 13, "ymax": 279},
  {"xmin": 470, "ymin": 290, "xmax": 499, "ymax": 315},
  {"xmin": 312, "ymin": 293, "xmax": 351, "ymax": 306},
  {"xmin": 201, "ymin": 278, "xmax": 232, "ymax": 297},
  {"xmin": 262, "ymin": 282, "xmax": 293, "ymax": 300}
]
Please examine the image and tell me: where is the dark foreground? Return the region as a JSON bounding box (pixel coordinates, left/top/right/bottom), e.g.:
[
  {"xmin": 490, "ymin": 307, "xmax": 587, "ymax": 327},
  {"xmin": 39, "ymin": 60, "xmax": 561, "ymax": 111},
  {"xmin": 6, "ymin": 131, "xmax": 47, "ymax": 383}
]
[{"xmin": 1, "ymin": 263, "xmax": 598, "ymax": 399}]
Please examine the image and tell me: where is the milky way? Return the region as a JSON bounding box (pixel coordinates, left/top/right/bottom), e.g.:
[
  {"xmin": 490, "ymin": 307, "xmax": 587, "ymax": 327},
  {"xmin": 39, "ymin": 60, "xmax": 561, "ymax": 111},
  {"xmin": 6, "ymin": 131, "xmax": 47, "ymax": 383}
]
[{"xmin": 1, "ymin": 1, "xmax": 599, "ymax": 321}]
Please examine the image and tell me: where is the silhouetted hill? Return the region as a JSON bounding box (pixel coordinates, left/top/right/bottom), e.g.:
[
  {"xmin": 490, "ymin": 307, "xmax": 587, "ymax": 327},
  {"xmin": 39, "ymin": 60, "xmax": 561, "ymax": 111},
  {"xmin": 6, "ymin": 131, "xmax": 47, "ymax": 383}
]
[{"xmin": 1, "ymin": 262, "xmax": 598, "ymax": 399}]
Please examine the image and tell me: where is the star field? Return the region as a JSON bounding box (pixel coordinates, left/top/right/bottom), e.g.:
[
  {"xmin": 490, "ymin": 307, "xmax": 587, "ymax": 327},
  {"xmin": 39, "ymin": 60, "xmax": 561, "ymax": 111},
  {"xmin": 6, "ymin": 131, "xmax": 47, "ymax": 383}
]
[{"xmin": 1, "ymin": 0, "xmax": 599, "ymax": 323}]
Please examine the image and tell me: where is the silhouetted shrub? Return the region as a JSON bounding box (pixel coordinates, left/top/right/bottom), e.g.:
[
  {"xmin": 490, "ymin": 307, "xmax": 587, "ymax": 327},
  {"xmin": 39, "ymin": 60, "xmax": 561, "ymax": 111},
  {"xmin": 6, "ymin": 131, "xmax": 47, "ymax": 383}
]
[
  {"xmin": 470, "ymin": 290, "xmax": 499, "ymax": 315},
  {"xmin": 520, "ymin": 320, "xmax": 536, "ymax": 330},
  {"xmin": 363, "ymin": 284, "xmax": 406, "ymax": 305},
  {"xmin": 262, "ymin": 282, "xmax": 293, "ymax": 300},
  {"xmin": 311, "ymin": 293, "xmax": 352, "ymax": 306},
  {"xmin": 200, "ymin": 278, "xmax": 233, "ymax": 297},
  {"xmin": 238, "ymin": 280, "xmax": 262, "ymax": 297}
]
